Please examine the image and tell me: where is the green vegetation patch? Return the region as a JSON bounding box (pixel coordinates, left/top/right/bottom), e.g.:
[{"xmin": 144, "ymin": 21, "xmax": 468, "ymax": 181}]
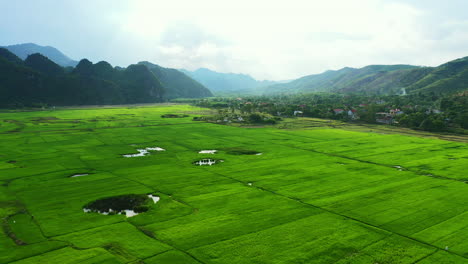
[
  {"xmin": 30, "ymin": 116, "xmax": 60, "ymax": 122},
  {"xmin": 55, "ymin": 222, "xmax": 171, "ymax": 262},
  {"xmin": 9, "ymin": 247, "xmax": 121, "ymax": 264},
  {"xmin": 161, "ymin": 114, "xmax": 189, "ymax": 118},
  {"xmin": 7, "ymin": 213, "xmax": 46, "ymax": 244},
  {"xmin": 224, "ymin": 147, "xmax": 261, "ymax": 155},
  {"xmin": 145, "ymin": 250, "xmax": 201, "ymax": 264}
]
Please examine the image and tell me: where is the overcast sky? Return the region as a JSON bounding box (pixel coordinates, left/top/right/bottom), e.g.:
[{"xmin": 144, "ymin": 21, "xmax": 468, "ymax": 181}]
[{"xmin": 1, "ymin": 0, "xmax": 468, "ymax": 80}]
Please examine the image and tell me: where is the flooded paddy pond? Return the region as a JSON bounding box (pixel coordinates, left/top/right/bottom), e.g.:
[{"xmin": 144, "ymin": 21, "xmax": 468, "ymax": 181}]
[
  {"xmin": 83, "ymin": 194, "xmax": 159, "ymax": 218},
  {"xmin": 123, "ymin": 147, "xmax": 165, "ymax": 157},
  {"xmin": 193, "ymin": 159, "xmax": 224, "ymax": 166},
  {"xmin": 70, "ymin": 173, "xmax": 89, "ymax": 178},
  {"xmin": 199, "ymin": 150, "xmax": 217, "ymax": 154}
]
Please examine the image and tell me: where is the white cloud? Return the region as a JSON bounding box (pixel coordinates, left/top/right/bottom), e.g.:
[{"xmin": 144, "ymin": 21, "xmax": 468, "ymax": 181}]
[{"xmin": 3, "ymin": 0, "xmax": 468, "ymax": 80}]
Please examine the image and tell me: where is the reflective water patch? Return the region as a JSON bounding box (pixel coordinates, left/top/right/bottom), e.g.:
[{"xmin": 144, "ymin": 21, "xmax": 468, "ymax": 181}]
[
  {"xmin": 71, "ymin": 173, "xmax": 89, "ymax": 178},
  {"xmin": 148, "ymin": 194, "xmax": 160, "ymax": 203},
  {"xmin": 83, "ymin": 194, "xmax": 159, "ymax": 218},
  {"xmin": 123, "ymin": 147, "xmax": 165, "ymax": 157},
  {"xmin": 199, "ymin": 150, "xmax": 217, "ymax": 154},
  {"xmin": 193, "ymin": 159, "xmax": 223, "ymax": 166}
]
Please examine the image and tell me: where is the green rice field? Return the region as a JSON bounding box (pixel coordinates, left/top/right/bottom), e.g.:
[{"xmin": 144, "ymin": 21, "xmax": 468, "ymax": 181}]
[{"xmin": 0, "ymin": 104, "xmax": 467, "ymax": 263}]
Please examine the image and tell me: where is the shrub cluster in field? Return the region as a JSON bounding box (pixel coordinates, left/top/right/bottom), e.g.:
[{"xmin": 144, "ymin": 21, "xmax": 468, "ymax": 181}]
[
  {"xmin": 84, "ymin": 194, "xmax": 152, "ymax": 214},
  {"xmin": 193, "ymin": 111, "xmax": 281, "ymax": 124},
  {"xmin": 224, "ymin": 147, "xmax": 261, "ymax": 155},
  {"xmin": 161, "ymin": 114, "xmax": 189, "ymax": 118}
]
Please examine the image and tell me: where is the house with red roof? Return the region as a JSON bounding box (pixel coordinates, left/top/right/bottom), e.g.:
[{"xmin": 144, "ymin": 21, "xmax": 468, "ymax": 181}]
[{"xmin": 333, "ymin": 109, "xmax": 345, "ymax": 114}]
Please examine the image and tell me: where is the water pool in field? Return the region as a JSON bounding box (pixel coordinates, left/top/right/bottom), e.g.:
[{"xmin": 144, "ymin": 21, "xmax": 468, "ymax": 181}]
[
  {"xmin": 193, "ymin": 159, "xmax": 223, "ymax": 166},
  {"xmin": 83, "ymin": 194, "xmax": 160, "ymax": 218},
  {"xmin": 70, "ymin": 173, "xmax": 89, "ymax": 177},
  {"xmin": 199, "ymin": 150, "xmax": 217, "ymax": 154},
  {"xmin": 123, "ymin": 147, "xmax": 165, "ymax": 157}
]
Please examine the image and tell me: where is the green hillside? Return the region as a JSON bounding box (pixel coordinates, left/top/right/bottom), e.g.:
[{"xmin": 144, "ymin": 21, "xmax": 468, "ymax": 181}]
[
  {"xmin": 139, "ymin": 61, "xmax": 213, "ymax": 98},
  {"xmin": 0, "ymin": 49, "xmax": 213, "ymax": 107},
  {"xmin": 263, "ymin": 65, "xmax": 420, "ymax": 94},
  {"xmin": 263, "ymin": 57, "xmax": 468, "ymax": 96},
  {"xmin": 0, "ymin": 48, "xmax": 24, "ymax": 65},
  {"xmin": 24, "ymin": 53, "xmax": 65, "ymax": 76},
  {"xmin": 407, "ymin": 56, "xmax": 468, "ymax": 94}
]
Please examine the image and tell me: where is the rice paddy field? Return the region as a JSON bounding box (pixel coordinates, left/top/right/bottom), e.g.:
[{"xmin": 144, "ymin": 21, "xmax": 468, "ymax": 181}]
[{"xmin": 0, "ymin": 104, "xmax": 467, "ymax": 264}]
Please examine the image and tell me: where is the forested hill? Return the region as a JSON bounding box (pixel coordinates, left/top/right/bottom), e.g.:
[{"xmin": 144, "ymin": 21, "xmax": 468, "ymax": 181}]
[
  {"xmin": 0, "ymin": 48, "xmax": 213, "ymax": 107},
  {"xmin": 139, "ymin": 62, "xmax": 213, "ymax": 98},
  {"xmin": 181, "ymin": 68, "xmax": 279, "ymax": 94},
  {"xmin": 2, "ymin": 43, "xmax": 78, "ymax": 67},
  {"xmin": 262, "ymin": 57, "xmax": 468, "ymax": 96}
]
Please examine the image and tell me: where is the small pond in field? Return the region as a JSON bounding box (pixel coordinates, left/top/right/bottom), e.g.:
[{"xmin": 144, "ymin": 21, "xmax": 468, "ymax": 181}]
[
  {"xmin": 70, "ymin": 173, "xmax": 89, "ymax": 178},
  {"xmin": 83, "ymin": 194, "xmax": 160, "ymax": 218},
  {"xmin": 123, "ymin": 147, "xmax": 165, "ymax": 158},
  {"xmin": 199, "ymin": 150, "xmax": 217, "ymax": 154},
  {"xmin": 193, "ymin": 159, "xmax": 224, "ymax": 166}
]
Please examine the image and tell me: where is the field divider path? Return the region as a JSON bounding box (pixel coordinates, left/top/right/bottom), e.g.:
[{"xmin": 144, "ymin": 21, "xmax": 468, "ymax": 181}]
[
  {"xmin": 330, "ymin": 233, "xmax": 395, "ymax": 264},
  {"xmin": 139, "ymin": 248, "xmax": 174, "ymax": 262},
  {"xmin": 411, "ymin": 250, "xmax": 439, "ymax": 264},
  {"xmin": 202, "ymin": 169, "xmax": 467, "ymax": 260},
  {"xmin": 130, "ymin": 224, "xmax": 208, "ymax": 264},
  {"xmin": 100, "ymin": 170, "xmax": 207, "ymax": 264},
  {"xmin": 4, "ymin": 204, "xmax": 123, "ymax": 263}
]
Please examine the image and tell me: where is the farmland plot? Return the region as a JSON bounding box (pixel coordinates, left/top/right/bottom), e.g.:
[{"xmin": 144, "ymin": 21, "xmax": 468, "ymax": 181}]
[{"xmin": 0, "ymin": 105, "xmax": 466, "ymax": 263}]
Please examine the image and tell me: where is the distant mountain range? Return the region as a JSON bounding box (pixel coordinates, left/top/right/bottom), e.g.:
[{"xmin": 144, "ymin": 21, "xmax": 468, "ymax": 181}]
[
  {"xmin": 180, "ymin": 68, "xmax": 284, "ymax": 94},
  {"xmin": 0, "ymin": 44, "xmax": 213, "ymax": 107},
  {"xmin": 0, "ymin": 42, "xmax": 467, "ymax": 108},
  {"xmin": 261, "ymin": 58, "xmax": 468, "ymax": 95},
  {"xmin": 2, "ymin": 43, "xmax": 78, "ymax": 67}
]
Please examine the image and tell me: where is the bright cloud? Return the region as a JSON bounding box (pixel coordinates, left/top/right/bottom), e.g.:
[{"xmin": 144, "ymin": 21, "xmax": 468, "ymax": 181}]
[{"xmin": 1, "ymin": 0, "xmax": 468, "ymax": 80}]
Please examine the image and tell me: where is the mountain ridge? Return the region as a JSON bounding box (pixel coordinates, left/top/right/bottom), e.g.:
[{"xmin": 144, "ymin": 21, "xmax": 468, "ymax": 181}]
[
  {"xmin": 181, "ymin": 68, "xmax": 281, "ymax": 94},
  {"xmin": 261, "ymin": 59, "xmax": 468, "ymax": 95},
  {"xmin": 0, "ymin": 48, "xmax": 213, "ymax": 107},
  {"xmin": 139, "ymin": 62, "xmax": 213, "ymax": 98},
  {"xmin": 2, "ymin": 43, "xmax": 78, "ymax": 67}
]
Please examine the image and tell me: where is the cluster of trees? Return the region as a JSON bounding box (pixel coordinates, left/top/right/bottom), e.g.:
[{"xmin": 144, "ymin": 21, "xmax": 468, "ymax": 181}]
[
  {"xmin": 193, "ymin": 108, "xmax": 280, "ymax": 125},
  {"xmin": 0, "ymin": 48, "xmax": 212, "ymax": 108},
  {"xmin": 195, "ymin": 92, "xmax": 468, "ymax": 133}
]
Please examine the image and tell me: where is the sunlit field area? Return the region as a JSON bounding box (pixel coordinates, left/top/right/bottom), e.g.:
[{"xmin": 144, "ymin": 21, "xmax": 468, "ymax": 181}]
[{"xmin": 0, "ymin": 104, "xmax": 467, "ymax": 264}]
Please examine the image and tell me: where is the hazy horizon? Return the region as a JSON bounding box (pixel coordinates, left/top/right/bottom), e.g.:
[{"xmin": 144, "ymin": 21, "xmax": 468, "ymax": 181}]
[{"xmin": 2, "ymin": 0, "xmax": 468, "ymax": 80}]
